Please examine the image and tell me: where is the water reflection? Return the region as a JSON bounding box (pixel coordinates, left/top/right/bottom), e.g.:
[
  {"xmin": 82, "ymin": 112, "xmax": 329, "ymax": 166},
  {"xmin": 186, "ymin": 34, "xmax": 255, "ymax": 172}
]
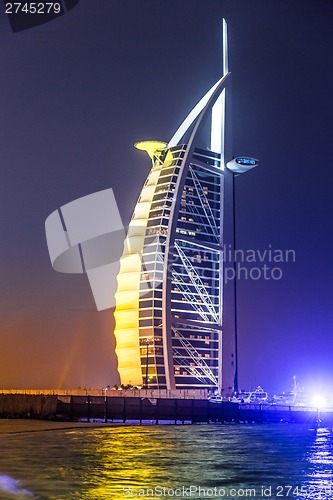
[
  {"xmin": 303, "ymin": 427, "xmax": 333, "ymax": 499},
  {"xmin": 0, "ymin": 423, "xmax": 332, "ymax": 499}
]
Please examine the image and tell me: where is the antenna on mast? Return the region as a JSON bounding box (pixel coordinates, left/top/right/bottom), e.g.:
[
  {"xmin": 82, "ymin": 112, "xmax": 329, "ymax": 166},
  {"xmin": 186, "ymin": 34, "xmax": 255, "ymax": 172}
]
[{"xmin": 210, "ymin": 19, "xmax": 228, "ymax": 161}]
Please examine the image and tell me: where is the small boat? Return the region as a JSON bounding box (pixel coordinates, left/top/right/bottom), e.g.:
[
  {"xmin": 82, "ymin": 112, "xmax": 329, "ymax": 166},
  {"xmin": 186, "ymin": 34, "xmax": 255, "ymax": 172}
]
[
  {"xmin": 273, "ymin": 392, "xmax": 296, "ymax": 405},
  {"xmin": 273, "ymin": 377, "xmax": 308, "ymax": 407},
  {"xmin": 232, "ymin": 387, "xmax": 269, "ymax": 404},
  {"xmin": 231, "ymin": 391, "xmax": 251, "ymax": 403},
  {"xmin": 209, "ymin": 386, "xmax": 269, "ymax": 405},
  {"xmin": 248, "ymin": 386, "xmax": 269, "ymax": 404},
  {"xmin": 208, "ymin": 394, "xmax": 223, "ymax": 403}
]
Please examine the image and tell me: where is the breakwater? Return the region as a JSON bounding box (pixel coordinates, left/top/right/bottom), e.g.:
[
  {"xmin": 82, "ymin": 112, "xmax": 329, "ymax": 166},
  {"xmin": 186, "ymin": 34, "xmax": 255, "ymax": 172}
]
[{"xmin": 1, "ymin": 393, "xmax": 331, "ymax": 425}]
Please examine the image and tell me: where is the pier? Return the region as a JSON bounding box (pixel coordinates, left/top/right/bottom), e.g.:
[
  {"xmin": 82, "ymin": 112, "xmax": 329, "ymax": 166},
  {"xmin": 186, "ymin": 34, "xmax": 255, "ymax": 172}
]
[{"xmin": 1, "ymin": 392, "xmax": 332, "ymax": 425}]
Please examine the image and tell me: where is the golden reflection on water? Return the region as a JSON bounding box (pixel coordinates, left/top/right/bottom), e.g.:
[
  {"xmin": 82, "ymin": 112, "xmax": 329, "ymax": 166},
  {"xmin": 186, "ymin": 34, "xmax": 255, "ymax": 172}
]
[{"xmin": 78, "ymin": 426, "xmax": 184, "ymax": 498}]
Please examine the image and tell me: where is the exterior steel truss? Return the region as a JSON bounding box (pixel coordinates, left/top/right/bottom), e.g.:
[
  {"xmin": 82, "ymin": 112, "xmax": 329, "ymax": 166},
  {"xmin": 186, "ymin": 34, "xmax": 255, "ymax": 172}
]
[
  {"xmin": 157, "ymin": 252, "xmax": 211, "ymax": 322},
  {"xmin": 172, "ymin": 327, "xmax": 218, "ymax": 385},
  {"xmin": 188, "ymin": 165, "xmax": 219, "ymax": 242},
  {"xmin": 174, "ymin": 241, "xmax": 219, "ymax": 324}
]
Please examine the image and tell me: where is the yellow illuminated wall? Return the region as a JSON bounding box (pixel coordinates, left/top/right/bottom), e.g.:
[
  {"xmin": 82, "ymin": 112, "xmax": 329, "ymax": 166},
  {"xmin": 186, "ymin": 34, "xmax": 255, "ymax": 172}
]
[{"xmin": 114, "ymin": 141, "xmax": 168, "ymax": 386}]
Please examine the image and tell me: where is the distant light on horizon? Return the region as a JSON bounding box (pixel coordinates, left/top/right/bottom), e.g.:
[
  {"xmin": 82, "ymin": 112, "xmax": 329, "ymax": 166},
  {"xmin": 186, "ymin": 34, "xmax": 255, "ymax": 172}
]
[{"xmin": 311, "ymin": 394, "xmax": 326, "ymax": 408}]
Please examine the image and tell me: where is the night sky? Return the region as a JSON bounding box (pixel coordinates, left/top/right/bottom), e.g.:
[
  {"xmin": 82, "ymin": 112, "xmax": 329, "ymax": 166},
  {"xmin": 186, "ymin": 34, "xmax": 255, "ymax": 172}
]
[{"xmin": 0, "ymin": 0, "xmax": 332, "ymax": 396}]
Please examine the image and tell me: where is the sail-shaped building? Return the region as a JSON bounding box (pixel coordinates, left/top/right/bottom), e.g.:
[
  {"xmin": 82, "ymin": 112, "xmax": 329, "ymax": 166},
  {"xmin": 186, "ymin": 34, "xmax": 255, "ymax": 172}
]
[{"xmin": 114, "ymin": 21, "xmax": 257, "ymax": 392}]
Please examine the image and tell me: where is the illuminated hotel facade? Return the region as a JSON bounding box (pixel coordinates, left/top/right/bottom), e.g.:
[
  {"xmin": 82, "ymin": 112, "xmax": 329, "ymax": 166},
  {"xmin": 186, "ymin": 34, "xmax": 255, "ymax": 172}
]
[{"xmin": 114, "ymin": 21, "xmax": 257, "ymax": 392}]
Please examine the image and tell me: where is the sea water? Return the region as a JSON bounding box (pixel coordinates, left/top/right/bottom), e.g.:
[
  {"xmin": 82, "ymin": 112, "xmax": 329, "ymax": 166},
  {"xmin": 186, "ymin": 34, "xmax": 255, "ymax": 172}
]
[{"xmin": 0, "ymin": 421, "xmax": 332, "ymax": 499}]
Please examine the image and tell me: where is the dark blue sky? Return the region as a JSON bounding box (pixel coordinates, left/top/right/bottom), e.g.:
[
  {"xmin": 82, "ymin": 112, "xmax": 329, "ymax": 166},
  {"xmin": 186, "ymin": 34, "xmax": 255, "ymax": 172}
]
[{"xmin": 0, "ymin": 0, "xmax": 332, "ymax": 395}]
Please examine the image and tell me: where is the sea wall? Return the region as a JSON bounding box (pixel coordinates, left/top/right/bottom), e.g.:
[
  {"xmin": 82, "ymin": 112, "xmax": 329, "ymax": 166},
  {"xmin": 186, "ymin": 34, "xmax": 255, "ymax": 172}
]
[
  {"xmin": 56, "ymin": 396, "xmax": 321, "ymax": 424},
  {"xmin": 0, "ymin": 394, "xmax": 57, "ymax": 419}
]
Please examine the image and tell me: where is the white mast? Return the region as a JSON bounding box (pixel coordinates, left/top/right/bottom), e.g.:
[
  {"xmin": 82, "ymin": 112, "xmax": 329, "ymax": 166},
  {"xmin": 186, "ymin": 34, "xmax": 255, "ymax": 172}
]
[{"xmin": 210, "ymin": 19, "xmax": 228, "ymax": 163}]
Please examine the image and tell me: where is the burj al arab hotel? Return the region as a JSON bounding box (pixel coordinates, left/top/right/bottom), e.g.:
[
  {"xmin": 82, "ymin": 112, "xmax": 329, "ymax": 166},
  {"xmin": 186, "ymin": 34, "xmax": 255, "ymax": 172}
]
[{"xmin": 114, "ymin": 20, "xmax": 258, "ymax": 392}]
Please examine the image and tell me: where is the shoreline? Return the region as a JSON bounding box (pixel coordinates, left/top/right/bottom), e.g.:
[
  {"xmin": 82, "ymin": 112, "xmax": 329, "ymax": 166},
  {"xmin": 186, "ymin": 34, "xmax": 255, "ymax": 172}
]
[{"xmin": 0, "ymin": 419, "xmax": 123, "ymax": 435}]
